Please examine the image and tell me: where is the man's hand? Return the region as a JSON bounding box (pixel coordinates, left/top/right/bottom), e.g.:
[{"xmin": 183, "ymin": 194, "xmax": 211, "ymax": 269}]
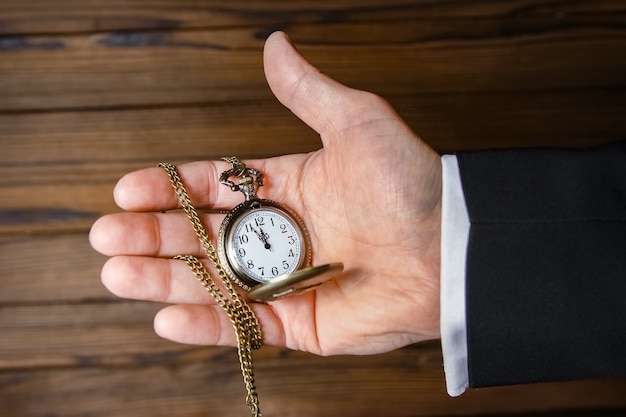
[{"xmin": 89, "ymin": 31, "xmax": 442, "ymax": 356}]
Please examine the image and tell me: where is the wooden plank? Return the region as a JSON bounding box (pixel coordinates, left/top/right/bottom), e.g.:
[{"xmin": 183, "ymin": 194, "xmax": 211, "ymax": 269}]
[
  {"xmin": 0, "ymin": 184, "xmax": 117, "ymax": 235},
  {"xmin": 0, "ymin": 92, "xmax": 623, "ymax": 167},
  {"xmin": 0, "ymin": 234, "xmax": 112, "ymax": 303},
  {"xmin": 391, "ymin": 89, "xmax": 626, "ymax": 152},
  {"xmin": 0, "ymin": 92, "xmax": 626, "ymax": 169},
  {"xmin": 0, "ymin": 301, "xmax": 170, "ymax": 369},
  {"xmin": 1, "ymin": 342, "xmax": 626, "ymax": 417},
  {"xmin": 0, "ymin": 101, "xmax": 318, "ymax": 167},
  {"xmin": 0, "ymin": 0, "xmax": 624, "ymax": 35},
  {"xmin": 1, "ymin": 92, "xmax": 623, "ymax": 168},
  {"xmin": 0, "ymin": 24, "xmax": 624, "ymax": 112}
]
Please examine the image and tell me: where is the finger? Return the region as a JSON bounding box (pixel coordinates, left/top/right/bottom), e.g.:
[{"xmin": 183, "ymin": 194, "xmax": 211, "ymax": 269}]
[
  {"xmin": 114, "ymin": 160, "xmax": 242, "ymax": 212},
  {"xmin": 101, "ymin": 256, "xmax": 217, "ymax": 305},
  {"xmin": 90, "ymin": 201, "xmax": 322, "ymax": 259},
  {"xmin": 154, "ymin": 303, "xmax": 286, "ymax": 348},
  {"xmin": 90, "ymin": 211, "xmax": 215, "ymax": 257},
  {"xmin": 114, "ymin": 156, "xmax": 310, "ymax": 214},
  {"xmin": 154, "ymin": 304, "xmax": 238, "ymax": 346},
  {"xmin": 263, "ymin": 31, "xmax": 397, "ymax": 141}
]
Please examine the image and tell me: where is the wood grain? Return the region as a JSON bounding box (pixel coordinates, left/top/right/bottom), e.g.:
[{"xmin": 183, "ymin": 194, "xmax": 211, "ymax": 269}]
[
  {"xmin": 1, "ymin": 338, "xmax": 626, "ymax": 417},
  {"xmin": 1, "ymin": 26, "xmax": 625, "ymax": 112},
  {"xmin": 1, "ymin": 1, "xmax": 625, "ymax": 416},
  {"xmin": 0, "ymin": 0, "xmax": 624, "ymax": 35},
  {"xmin": 0, "ymin": 234, "xmax": 111, "ymax": 303}
]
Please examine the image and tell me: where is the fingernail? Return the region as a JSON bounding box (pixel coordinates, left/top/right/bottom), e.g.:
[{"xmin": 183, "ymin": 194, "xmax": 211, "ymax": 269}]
[{"xmin": 284, "ymin": 32, "xmax": 294, "ymax": 46}]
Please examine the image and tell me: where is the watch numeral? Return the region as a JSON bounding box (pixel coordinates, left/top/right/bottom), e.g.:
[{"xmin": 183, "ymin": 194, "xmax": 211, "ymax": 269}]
[
  {"xmin": 280, "ymin": 224, "xmax": 287, "ymax": 233},
  {"xmin": 238, "ymin": 248, "xmax": 246, "ymax": 257},
  {"xmin": 256, "ymin": 265, "xmax": 286, "ymax": 277},
  {"xmin": 245, "ymin": 224, "xmax": 254, "ymax": 233},
  {"xmin": 270, "ymin": 218, "xmax": 275, "ymax": 227},
  {"xmin": 247, "ymin": 260, "xmax": 254, "ymax": 269},
  {"xmin": 287, "ymin": 235, "xmax": 295, "ymax": 245},
  {"xmin": 255, "ymin": 217, "xmax": 265, "ymax": 227},
  {"xmin": 288, "ymin": 249, "xmax": 295, "ymax": 258},
  {"xmin": 238, "ymin": 234, "xmax": 249, "ymax": 245}
]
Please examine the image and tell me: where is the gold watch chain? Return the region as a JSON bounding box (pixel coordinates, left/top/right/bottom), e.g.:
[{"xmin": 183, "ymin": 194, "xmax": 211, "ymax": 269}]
[{"xmin": 157, "ymin": 162, "xmax": 263, "ymax": 417}]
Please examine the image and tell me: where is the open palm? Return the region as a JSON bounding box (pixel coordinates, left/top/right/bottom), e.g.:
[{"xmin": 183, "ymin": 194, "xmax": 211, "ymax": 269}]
[{"xmin": 90, "ymin": 32, "xmax": 442, "ymax": 356}]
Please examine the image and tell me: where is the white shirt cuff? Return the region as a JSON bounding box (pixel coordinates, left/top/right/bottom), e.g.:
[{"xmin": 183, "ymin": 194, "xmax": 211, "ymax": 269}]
[{"xmin": 440, "ymin": 154, "xmax": 470, "ymax": 396}]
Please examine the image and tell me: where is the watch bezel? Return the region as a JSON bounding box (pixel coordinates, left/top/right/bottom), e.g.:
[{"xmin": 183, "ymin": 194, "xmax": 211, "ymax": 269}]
[{"xmin": 217, "ymin": 198, "xmax": 312, "ymax": 289}]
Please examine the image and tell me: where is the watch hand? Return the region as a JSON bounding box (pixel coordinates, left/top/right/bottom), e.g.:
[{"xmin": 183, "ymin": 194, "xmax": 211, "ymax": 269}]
[
  {"xmin": 251, "ymin": 226, "xmax": 271, "ymax": 250},
  {"xmin": 259, "ymin": 228, "xmax": 272, "ymax": 250}
]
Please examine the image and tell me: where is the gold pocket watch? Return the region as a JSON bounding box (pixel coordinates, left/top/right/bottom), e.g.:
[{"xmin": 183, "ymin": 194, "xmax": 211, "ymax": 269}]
[
  {"xmin": 217, "ymin": 157, "xmax": 342, "ymax": 301},
  {"xmin": 159, "ymin": 158, "xmax": 342, "ymax": 416}
]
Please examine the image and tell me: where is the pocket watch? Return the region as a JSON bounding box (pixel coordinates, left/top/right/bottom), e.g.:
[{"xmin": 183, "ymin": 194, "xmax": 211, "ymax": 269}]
[{"xmin": 217, "ymin": 157, "xmax": 342, "ymax": 301}]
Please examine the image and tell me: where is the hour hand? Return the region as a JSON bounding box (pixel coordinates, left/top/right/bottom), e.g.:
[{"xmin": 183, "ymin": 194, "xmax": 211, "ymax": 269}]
[{"xmin": 252, "ymin": 227, "xmax": 271, "ymax": 250}]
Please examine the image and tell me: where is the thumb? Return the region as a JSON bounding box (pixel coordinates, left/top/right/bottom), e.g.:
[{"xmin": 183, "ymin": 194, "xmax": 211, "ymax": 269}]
[{"xmin": 263, "ymin": 31, "xmax": 395, "ymax": 141}]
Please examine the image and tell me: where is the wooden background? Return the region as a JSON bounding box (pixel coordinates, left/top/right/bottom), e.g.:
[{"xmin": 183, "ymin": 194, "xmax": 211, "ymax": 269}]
[{"xmin": 1, "ymin": 1, "xmax": 626, "ymax": 416}]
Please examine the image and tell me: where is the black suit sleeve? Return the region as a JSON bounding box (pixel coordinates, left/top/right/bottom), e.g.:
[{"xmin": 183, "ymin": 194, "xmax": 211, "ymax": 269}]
[{"xmin": 456, "ymin": 140, "xmax": 626, "ymax": 388}]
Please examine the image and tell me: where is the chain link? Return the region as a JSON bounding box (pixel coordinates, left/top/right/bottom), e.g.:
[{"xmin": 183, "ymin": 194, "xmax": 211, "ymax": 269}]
[{"xmin": 157, "ymin": 162, "xmax": 263, "ymax": 417}]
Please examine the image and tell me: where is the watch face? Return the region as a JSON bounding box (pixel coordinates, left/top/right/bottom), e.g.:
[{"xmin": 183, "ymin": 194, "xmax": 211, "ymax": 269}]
[{"xmin": 221, "ymin": 202, "xmax": 309, "ymax": 286}]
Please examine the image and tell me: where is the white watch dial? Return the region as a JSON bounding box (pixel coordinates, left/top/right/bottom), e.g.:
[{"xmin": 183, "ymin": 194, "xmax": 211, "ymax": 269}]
[{"xmin": 227, "ymin": 207, "xmax": 305, "ymax": 283}]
